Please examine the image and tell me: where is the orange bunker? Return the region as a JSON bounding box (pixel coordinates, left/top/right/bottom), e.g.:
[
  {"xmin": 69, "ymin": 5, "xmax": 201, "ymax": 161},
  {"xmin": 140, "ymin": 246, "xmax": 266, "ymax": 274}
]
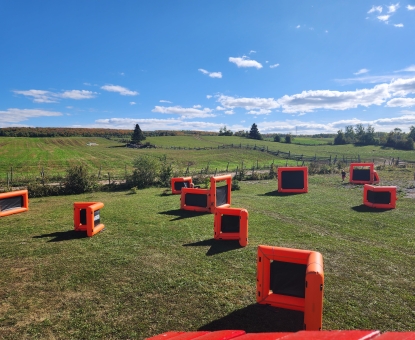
[
  {"xmin": 277, "ymin": 167, "xmax": 308, "ymax": 193},
  {"xmin": 256, "ymin": 245, "xmax": 324, "ymax": 331},
  {"xmin": 214, "ymin": 207, "xmax": 248, "ymax": 247},
  {"xmin": 0, "ymin": 190, "xmax": 29, "ymax": 217},
  {"xmin": 349, "ymin": 163, "xmax": 379, "ymax": 185},
  {"xmin": 171, "ymin": 177, "xmax": 193, "ymax": 195},
  {"xmin": 73, "ymin": 202, "xmax": 105, "ymax": 237},
  {"xmin": 363, "ymin": 184, "xmax": 397, "ymax": 209}
]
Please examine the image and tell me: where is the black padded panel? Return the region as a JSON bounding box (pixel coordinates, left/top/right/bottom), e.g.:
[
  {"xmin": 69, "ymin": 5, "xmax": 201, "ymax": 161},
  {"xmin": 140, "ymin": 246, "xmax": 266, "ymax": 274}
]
[
  {"xmin": 185, "ymin": 193, "xmax": 208, "ymax": 208},
  {"xmin": 281, "ymin": 171, "xmax": 304, "ymax": 189},
  {"xmin": 367, "ymin": 190, "xmax": 391, "ymax": 204},
  {"xmin": 352, "ymin": 169, "xmax": 371, "ymax": 181},
  {"xmin": 94, "ymin": 209, "xmax": 101, "ymax": 226},
  {"xmin": 174, "ymin": 181, "xmax": 189, "ymax": 191},
  {"xmin": 80, "ymin": 209, "xmax": 87, "ymax": 225},
  {"xmin": 216, "ymin": 185, "xmax": 229, "ymax": 206},
  {"xmin": 221, "ymin": 214, "xmax": 240, "ymax": 233},
  {"xmin": 270, "ymin": 261, "xmax": 307, "ymax": 298},
  {"xmin": 0, "ymin": 196, "xmax": 23, "ymax": 212}
]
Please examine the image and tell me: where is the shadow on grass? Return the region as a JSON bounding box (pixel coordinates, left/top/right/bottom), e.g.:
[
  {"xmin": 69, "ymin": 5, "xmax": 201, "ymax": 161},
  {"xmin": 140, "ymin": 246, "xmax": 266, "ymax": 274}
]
[
  {"xmin": 352, "ymin": 204, "xmax": 391, "ymax": 213},
  {"xmin": 159, "ymin": 209, "xmax": 208, "ymax": 221},
  {"xmin": 183, "ymin": 239, "xmax": 241, "ymax": 256},
  {"xmin": 260, "ymin": 191, "xmax": 303, "ymax": 197},
  {"xmin": 33, "ymin": 230, "xmax": 88, "ymax": 242},
  {"xmin": 198, "ymin": 304, "xmax": 304, "ymax": 333}
]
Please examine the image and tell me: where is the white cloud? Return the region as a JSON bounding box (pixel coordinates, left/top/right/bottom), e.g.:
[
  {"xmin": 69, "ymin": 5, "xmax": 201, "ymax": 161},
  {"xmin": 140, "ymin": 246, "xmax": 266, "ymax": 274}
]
[
  {"xmin": 354, "ymin": 68, "xmax": 369, "ymax": 75},
  {"xmin": 277, "ymin": 84, "xmax": 391, "ymax": 113},
  {"xmin": 215, "ymin": 106, "xmax": 226, "ymax": 111},
  {"xmin": 225, "ymin": 110, "xmax": 235, "ymax": 115},
  {"xmin": 368, "ymin": 5, "xmax": 383, "ymax": 13},
  {"xmin": 399, "ymin": 65, "xmax": 415, "ymax": 72},
  {"xmin": 13, "ymin": 89, "xmax": 97, "ymax": 103},
  {"xmin": 394, "ymin": 23, "xmax": 404, "ymax": 27},
  {"xmin": 389, "ymin": 77, "xmax": 415, "ymax": 96},
  {"xmin": 407, "ymin": 5, "xmax": 415, "ymax": 10},
  {"xmin": 296, "ymin": 25, "xmax": 301, "ymax": 28},
  {"xmin": 246, "ymin": 109, "xmax": 272, "ymax": 115},
  {"xmin": 217, "ymin": 95, "xmax": 279, "ymax": 110},
  {"xmin": 0, "ymin": 108, "xmax": 62, "ymax": 124},
  {"xmin": 387, "ymin": 3, "xmax": 400, "ymax": 13},
  {"xmin": 152, "ymin": 105, "xmax": 216, "ymax": 118},
  {"xmin": 386, "ymin": 97, "xmax": 415, "ymax": 107},
  {"xmin": 377, "ymin": 14, "xmax": 390, "ymax": 22},
  {"xmin": 249, "ymin": 50, "xmax": 256, "ymax": 54},
  {"xmin": 101, "ymin": 85, "xmax": 138, "ymax": 96},
  {"xmin": 229, "ymin": 56, "xmax": 263, "ymax": 69},
  {"xmin": 270, "ymin": 64, "xmax": 280, "ymax": 69},
  {"xmin": 60, "ymin": 90, "xmax": 97, "ymax": 100},
  {"xmin": 198, "ymin": 68, "xmax": 222, "ymax": 78},
  {"xmin": 206, "ymin": 95, "xmax": 212, "ymax": 99},
  {"xmin": 130, "ymin": 102, "xmax": 136, "ymax": 105}
]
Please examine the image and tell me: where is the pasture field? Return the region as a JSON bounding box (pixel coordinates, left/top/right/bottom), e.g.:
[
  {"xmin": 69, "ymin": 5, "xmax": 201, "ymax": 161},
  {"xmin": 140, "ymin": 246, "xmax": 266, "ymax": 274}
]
[{"xmin": 1, "ymin": 169, "xmax": 415, "ymax": 339}]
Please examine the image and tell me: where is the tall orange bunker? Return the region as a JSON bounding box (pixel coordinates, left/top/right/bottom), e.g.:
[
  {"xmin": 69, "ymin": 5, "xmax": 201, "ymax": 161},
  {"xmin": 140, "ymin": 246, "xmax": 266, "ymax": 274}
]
[
  {"xmin": 277, "ymin": 167, "xmax": 308, "ymax": 193},
  {"xmin": 0, "ymin": 190, "xmax": 29, "ymax": 217},
  {"xmin": 256, "ymin": 245, "xmax": 324, "ymax": 330},
  {"xmin": 73, "ymin": 202, "xmax": 105, "ymax": 237},
  {"xmin": 214, "ymin": 207, "xmax": 248, "ymax": 247}
]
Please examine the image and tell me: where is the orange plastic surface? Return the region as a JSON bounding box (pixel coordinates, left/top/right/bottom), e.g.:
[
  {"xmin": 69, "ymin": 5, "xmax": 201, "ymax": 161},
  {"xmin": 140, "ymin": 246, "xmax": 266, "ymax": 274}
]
[
  {"xmin": 376, "ymin": 332, "xmax": 415, "ymax": 339},
  {"xmin": 349, "ymin": 163, "xmax": 379, "ymax": 185},
  {"xmin": 214, "ymin": 207, "xmax": 248, "ymax": 247},
  {"xmin": 180, "ymin": 188, "xmax": 211, "ymax": 212},
  {"xmin": 256, "ymin": 245, "xmax": 324, "ymax": 330},
  {"xmin": 277, "ymin": 167, "xmax": 308, "ymax": 193},
  {"xmin": 0, "ymin": 189, "xmax": 29, "ymax": 217},
  {"xmin": 236, "ymin": 333, "xmax": 292, "ymax": 339},
  {"xmin": 281, "ymin": 330, "xmax": 380, "ymax": 339},
  {"xmin": 73, "ymin": 202, "xmax": 105, "ymax": 237},
  {"xmin": 193, "ymin": 330, "xmax": 246, "ymax": 340},
  {"xmin": 363, "ymin": 184, "xmax": 397, "ymax": 209},
  {"xmin": 210, "ymin": 175, "xmax": 232, "ymax": 212},
  {"xmin": 146, "ymin": 331, "xmax": 186, "ymax": 339},
  {"xmin": 171, "ymin": 177, "xmax": 193, "ymax": 195}
]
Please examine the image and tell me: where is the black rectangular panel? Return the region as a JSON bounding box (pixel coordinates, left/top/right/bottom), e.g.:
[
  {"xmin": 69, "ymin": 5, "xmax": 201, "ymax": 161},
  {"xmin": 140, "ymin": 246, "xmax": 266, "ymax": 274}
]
[
  {"xmin": 221, "ymin": 215, "xmax": 240, "ymax": 233},
  {"xmin": 216, "ymin": 185, "xmax": 228, "ymax": 206},
  {"xmin": 270, "ymin": 261, "xmax": 307, "ymax": 298},
  {"xmin": 0, "ymin": 196, "xmax": 23, "ymax": 212},
  {"xmin": 185, "ymin": 193, "xmax": 208, "ymax": 208},
  {"xmin": 352, "ymin": 169, "xmax": 371, "ymax": 181},
  {"xmin": 367, "ymin": 190, "xmax": 391, "ymax": 204},
  {"xmin": 94, "ymin": 209, "xmax": 101, "ymax": 226},
  {"xmin": 174, "ymin": 181, "xmax": 189, "ymax": 191},
  {"xmin": 281, "ymin": 171, "xmax": 304, "ymax": 189}
]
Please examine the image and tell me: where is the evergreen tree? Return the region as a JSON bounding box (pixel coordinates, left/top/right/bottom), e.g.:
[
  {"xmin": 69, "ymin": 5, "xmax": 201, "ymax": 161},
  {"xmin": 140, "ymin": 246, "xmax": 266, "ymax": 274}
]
[
  {"xmin": 334, "ymin": 130, "xmax": 346, "ymax": 145},
  {"xmin": 248, "ymin": 123, "xmax": 262, "ymax": 140},
  {"xmin": 273, "ymin": 134, "xmax": 281, "ymax": 142},
  {"xmin": 131, "ymin": 124, "xmax": 146, "ymax": 143},
  {"xmin": 285, "ymin": 134, "xmax": 292, "ymax": 143}
]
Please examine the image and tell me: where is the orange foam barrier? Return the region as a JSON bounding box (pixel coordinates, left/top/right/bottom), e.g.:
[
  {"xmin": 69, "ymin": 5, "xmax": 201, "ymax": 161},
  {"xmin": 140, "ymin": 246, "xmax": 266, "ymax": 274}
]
[
  {"xmin": 0, "ymin": 190, "xmax": 29, "ymax": 217},
  {"xmin": 180, "ymin": 175, "xmax": 232, "ymax": 213},
  {"xmin": 171, "ymin": 177, "xmax": 193, "ymax": 195},
  {"xmin": 256, "ymin": 245, "xmax": 324, "ymax": 331},
  {"xmin": 364, "ymin": 184, "xmax": 397, "ymax": 209},
  {"xmin": 349, "ymin": 163, "xmax": 380, "ymax": 185},
  {"xmin": 148, "ymin": 330, "xmax": 415, "ymax": 339},
  {"xmin": 277, "ymin": 167, "xmax": 308, "ymax": 193},
  {"xmin": 73, "ymin": 202, "xmax": 105, "ymax": 237},
  {"xmin": 214, "ymin": 207, "xmax": 248, "ymax": 247}
]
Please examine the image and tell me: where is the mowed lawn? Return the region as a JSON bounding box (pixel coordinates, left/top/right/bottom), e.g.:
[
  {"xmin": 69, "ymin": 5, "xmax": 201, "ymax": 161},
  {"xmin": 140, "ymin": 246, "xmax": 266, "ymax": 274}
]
[{"xmin": 1, "ymin": 169, "xmax": 415, "ymax": 339}]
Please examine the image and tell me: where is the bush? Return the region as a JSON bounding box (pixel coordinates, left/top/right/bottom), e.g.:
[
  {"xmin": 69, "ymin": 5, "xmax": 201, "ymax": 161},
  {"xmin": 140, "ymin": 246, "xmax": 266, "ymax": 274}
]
[
  {"xmin": 231, "ymin": 179, "xmax": 240, "ymax": 191},
  {"xmin": 273, "ymin": 135, "xmax": 281, "ymax": 142},
  {"xmin": 159, "ymin": 155, "xmax": 173, "ymax": 187},
  {"xmin": 64, "ymin": 165, "xmax": 98, "ymax": 195},
  {"xmin": 127, "ymin": 155, "xmax": 160, "ymax": 189}
]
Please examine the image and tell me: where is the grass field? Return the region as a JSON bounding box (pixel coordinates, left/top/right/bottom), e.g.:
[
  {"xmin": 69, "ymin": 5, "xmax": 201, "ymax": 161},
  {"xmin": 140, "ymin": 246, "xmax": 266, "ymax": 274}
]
[
  {"xmin": 1, "ymin": 136, "xmax": 414, "ymax": 187},
  {"xmin": 1, "ymin": 168, "xmax": 415, "ymax": 339}
]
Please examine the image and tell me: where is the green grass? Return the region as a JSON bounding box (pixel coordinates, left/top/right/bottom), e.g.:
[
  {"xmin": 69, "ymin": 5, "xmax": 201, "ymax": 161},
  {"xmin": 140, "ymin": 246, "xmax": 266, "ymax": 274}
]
[{"xmin": 1, "ymin": 169, "xmax": 415, "ymax": 339}]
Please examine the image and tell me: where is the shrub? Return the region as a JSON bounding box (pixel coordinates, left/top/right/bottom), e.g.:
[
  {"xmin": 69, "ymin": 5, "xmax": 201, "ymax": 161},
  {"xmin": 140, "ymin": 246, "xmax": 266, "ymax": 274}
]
[
  {"xmin": 231, "ymin": 179, "xmax": 240, "ymax": 191},
  {"xmin": 159, "ymin": 155, "xmax": 173, "ymax": 187},
  {"xmin": 64, "ymin": 165, "xmax": 98, "ymax": 195},
  {"xmin": 127, "ymin": 155, "xmax": 160, "ymax": 189}
]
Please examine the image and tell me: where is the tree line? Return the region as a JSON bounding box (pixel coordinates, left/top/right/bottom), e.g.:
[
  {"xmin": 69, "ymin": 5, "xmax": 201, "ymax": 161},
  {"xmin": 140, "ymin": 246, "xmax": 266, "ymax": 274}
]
[{"xmin": 334, "ymin": 125, "xmax": 414, "ymax": 150}]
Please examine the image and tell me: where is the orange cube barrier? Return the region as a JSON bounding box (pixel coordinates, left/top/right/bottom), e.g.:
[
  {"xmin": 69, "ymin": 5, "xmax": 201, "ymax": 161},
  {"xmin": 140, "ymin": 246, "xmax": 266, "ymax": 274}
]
[
  {"xmin": 364, "ymin": 184, "xmax": 397, "ymax": 209},
  {"xmin": 148, "ymin": 330, "xmax": 415, "ymax": 339},
  {"xmin": 0, "ymin": 190, "xmax": 29, "ymax": 217},
  {"xmin": 349, "ymin": 163, "xmax": 380, "ymax": 185},
  {"xmin": 214, "ymin": 207, "xmax": 248, "ymax": 247},
  {"xmin": 180, "ymin": 175, "xmax": 232, "ymax": 213},
  {"xmin": 73, "ymin": 202, "xmax": 105, "ymax": 237},
  {"xmin": 256, "ymin": 245, "xmax": 324, "ymax": 331},
  {"xmin": 278, "ymin": 167, "xmax": 308, "ymax": 193},
  {"xmin": 171, "ymin": 177, "xmax": 193, "ymax": 195}
]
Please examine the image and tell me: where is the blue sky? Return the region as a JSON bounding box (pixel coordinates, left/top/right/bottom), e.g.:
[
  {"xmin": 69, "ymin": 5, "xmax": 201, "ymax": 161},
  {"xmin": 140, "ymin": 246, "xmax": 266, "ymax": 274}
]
[{"xmin": 1, "ymin": 1, "xmax": 415, "ymax": 134}]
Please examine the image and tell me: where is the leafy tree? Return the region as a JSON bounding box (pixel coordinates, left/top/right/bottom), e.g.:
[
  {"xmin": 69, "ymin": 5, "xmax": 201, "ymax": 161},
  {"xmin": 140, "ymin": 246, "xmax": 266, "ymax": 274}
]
[
  {"xmin": 64, "ymin": 165, "xmax": 97, "ymax": 195},
  {"xmin": 405, "ymin": 137, "xmax": 414, "ymax": 150},
  {"xmin": 131, "ymin": 124, "xmax": 146, "ymax": 144},
  {"xmin": 354, "ymin": 124, "xmax": 365, "ymax": 143},
  {"xmin": 334, "ymin": 130, "xmax": 346, "ymax": 145},
  {"xmin": 219, "ymin": 125, "xmax": 233, "ymax": 136},
  {"xmin": 408, "ymin": 126, "xmax": 415, "ymax": 140},
  {"xmin": 248, "ymin": 123, "xmax": 262, "ymax": 140},
  {"xmin": 285, "ymin": 134, "xmax": 292, "ymax": 143},
  {"xmin": 344, "ymin": 125, "xmax": 355, "ymax": 143},
  {"xmin": 273, "ymin": 134, "xmax": 281, "ymax": 142},
  {"xmin": 127, "ymin": 155, "xmax": 159, "ymax": 188}
]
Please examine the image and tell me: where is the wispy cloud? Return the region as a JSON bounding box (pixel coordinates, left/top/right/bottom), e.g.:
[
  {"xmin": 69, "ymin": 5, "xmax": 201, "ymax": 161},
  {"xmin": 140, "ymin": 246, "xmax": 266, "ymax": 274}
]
[
  {"xmin": 368, "ymin": 5, "xmax": 383, "ymax": 13},
  {"xmin": 0, "ymin": 108, "xmax": 62, "ymax": 124},
  {"xmin": 152, "ymin": 105, "xmax": 216, "ymax": 118},
  {"xmin": 386, "ymin": 97, "xmax": 415, "ymax": 107},
  {"xmin": 296, "ymin": 25, "xmax": 301, "ymax": 28},
  {"xmin": 130, "ymin": 102, "xmax": 136, "ymax": 105},
  {"xmin": 101, "ymin": 85, "xmax": 138, "ymax": 96},
  {"xmin": 407, "ymin": 4, "xmax": 415, "ymax": 10},
  {"xmin": 377, "ymin": 14, "xmax": 390, "ymax": 22},
  {"xmin": 270, "ymin": 63, "xmax": 280, "ymax": 69},
  {"xmin": 229, "ymin": 56, "xmax": 263, "ymax": 69},
  {"xmin": 394, "ymin": 23, "xmax": 404, "ymax": 27},
  {"xmin": 387, "ymin": 3, "xmax": 400, "ymax": 13},
  {"xmin": 249, "ymin": 50, "xmax": 256, "ymax": 54},
  {"xmin": 198, "ymin": 68, "xmax": 222, "ymax": 78},
  {"xmin": 217, "ymin": 95, "xmax": 279, "ymax": 110},
  {"xmin": 246, "ymin": 109, "xmax": 272, "ymax": 115},
  {"xmin": 13, "ymin": 89, "xmax": 97, "ymax": 103},
  {"xmin": 160, "ymin": 100, "xmax": 172, "ymax": 103},
  {"xmin": 354, "ymin": 68, "xmax": 369, "ymax": 75}
]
